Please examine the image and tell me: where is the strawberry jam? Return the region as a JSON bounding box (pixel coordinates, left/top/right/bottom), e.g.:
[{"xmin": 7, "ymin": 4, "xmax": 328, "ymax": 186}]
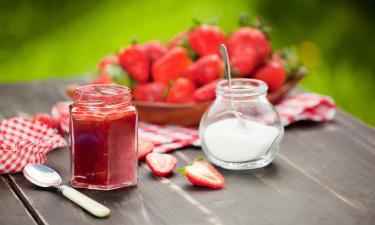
[{"xmin": 70, "ymin": 85, "xmax": 138, "ymax": 190}]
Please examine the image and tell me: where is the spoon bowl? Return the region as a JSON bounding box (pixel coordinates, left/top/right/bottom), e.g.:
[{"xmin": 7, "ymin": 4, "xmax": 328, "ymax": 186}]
[{"xmin": 24, "ymin": 164, "xmax": 62, "ymax": 188}]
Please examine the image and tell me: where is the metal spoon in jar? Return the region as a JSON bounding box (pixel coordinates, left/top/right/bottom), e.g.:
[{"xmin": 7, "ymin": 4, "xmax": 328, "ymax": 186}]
[
  {"xmin": 220, "ymin": 44, "xmax": 247, "ymax": 129},
  {"xmin": 23, "ymin": 163, "xmax": 110, "ymax": 218}
]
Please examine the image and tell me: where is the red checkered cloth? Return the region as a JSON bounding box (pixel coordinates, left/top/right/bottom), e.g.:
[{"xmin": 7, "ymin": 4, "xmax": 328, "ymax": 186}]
[
  {"xmin": 138, "ymin": 122, "xmax": 200, "ymax": 153},
  {"xmin": 0, "ymin": 118, "xmax": 67, "ymax": 174},
  {"xmin": 276, "ymin": 93, "xmax": 336, "ymax": 126}
]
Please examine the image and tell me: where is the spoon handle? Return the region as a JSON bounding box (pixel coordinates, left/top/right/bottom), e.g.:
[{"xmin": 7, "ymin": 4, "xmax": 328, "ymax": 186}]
[{"xmin": 59, "ymin": 185, "xmax": 110, "ymax": 218}]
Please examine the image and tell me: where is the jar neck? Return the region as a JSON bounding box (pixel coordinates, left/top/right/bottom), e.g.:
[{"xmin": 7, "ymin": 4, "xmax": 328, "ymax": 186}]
[
  {"xmin": 216, "ymin": 78, "xmax": 268, "ymax": 101},
  {"xmin": 73, "ymin": 84, "xmax": 132, "ymax": 109}
]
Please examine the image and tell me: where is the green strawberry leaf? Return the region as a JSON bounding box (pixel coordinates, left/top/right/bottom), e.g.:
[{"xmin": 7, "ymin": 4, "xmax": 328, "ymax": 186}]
[
  {"xmin": 106, "ymin": 65, "xmax": 131, "ymax": 87},
  {"xmin": 280, "ymin": 46, "xmax": 304, "ymax": 79}
]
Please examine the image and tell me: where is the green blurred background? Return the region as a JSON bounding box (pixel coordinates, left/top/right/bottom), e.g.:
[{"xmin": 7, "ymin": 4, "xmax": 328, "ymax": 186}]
[{"xmin": 0, "ymin": 0, "xmax": 374, "ymax": 126}]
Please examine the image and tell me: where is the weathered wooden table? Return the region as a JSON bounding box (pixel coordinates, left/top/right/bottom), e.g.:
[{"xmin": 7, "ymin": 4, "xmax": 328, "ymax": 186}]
[{"xmin": 1, "ymin": 80, "xmax": 375, "ymax": 225}]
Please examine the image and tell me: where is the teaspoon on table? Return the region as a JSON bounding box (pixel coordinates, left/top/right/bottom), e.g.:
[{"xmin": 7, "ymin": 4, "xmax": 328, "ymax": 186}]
[{"xmin": 23, "ymin": 163, "xmax": 110, "ymax": 218}]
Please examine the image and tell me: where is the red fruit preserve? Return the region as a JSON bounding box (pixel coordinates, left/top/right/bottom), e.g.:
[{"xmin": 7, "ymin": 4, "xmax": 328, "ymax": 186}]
[{"xmin": 70, "ymin": 85, "xmax": 138, "ymax": 190}]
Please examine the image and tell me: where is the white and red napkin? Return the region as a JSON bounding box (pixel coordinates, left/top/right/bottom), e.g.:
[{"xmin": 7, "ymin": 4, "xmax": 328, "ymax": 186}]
[
  {"xmin": 0, "ymin": 92, "xmax": 336, "ymax": 173},
  {"xmin": 0, "ymin": 118, "xmax": 67, "ymax": 174}
]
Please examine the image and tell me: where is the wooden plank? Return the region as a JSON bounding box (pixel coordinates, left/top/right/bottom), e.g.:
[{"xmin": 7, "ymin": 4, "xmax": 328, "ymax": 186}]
[
  {"xmin": 1, "ymin": 80, "xmax": 375, "ymax": 225},
  {"xmin": 0, "ymin": 176, "xmax": 37, "ymax": 225}
]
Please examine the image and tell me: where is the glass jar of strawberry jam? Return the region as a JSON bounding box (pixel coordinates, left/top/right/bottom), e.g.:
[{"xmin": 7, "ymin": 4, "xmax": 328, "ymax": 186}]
[{"xmin": 70, "ymin": 84, "xmax": 138, "ymax": 190}]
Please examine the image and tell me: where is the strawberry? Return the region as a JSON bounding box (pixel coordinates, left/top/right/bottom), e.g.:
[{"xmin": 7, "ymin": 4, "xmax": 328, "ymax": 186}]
[
  {"xmin": 133, "ymin": 82, "xmax": 167, "ymax": 102},
  {"xmin": 144, "ymin": 41, "xmax": 167, "ymax": 63},
  {"xmin": 184, "ymin": 54, "xmax": 223, "ymax": 86},
  {"xmin": 227, "ymin": 27, "xmax": 271, "ymax": 77},
  {"xmin": 254, "ymin": 53, "xmax": 286, "ymax": 92},
  {"xmin": 98, "ymin": 55, "xmax": 118, "ymax": 73},
  {"xmin": 179, "ymin": 157, "xmax": 225, "ymax": 189},
  {"xmin": 166, "ymin": 77, "xmax": 197, "ymax": 103},
  {"xmin": 146, "ymin": 153, "xmax": 177, "ymax": 176},
  {"xmin": 33, "ymin": 113, "xmax": 54, "ymax": 128},
  {"xmin": 168, "ymin": 31, "xmax": 188, "ymax": 49},
  {"xmin": 92, "ymin": 65, "xmax": 131, "ymax": 87},
  {"xmin": 193, "ymin": 79, "xmax": 221, "ymax": 102},
  {"xmin": 91, "ymin": 73, "xmax": 112, "ymax": 84},
  {"xmin": 188, "ymin": 24, "xmax": 226, "ymax": 57},
  {"xmin": 152, "ymin": 47, "xmax": 191, "ymax": 84},
  {"xmin": 118, "ymin": 44, "xmax": 150, "ymax": 83},
  {"xmin": 138, "ymin": 140, "xmax": 154, "ymax": 160}
]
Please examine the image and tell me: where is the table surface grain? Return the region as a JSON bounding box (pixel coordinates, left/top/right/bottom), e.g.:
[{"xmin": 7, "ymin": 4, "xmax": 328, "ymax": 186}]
[{"xmin": 0, "ymin": 80, "xmax": 375, "ymax": 225}]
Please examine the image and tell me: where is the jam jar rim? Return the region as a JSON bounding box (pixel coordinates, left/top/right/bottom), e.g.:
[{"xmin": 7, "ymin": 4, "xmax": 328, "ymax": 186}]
[
  {"xmin": 73, "ymin": 84, "xmax": 132, "ymax": 109},
  {"xmin": 216, "ymin": 78, "xmax": 268, "ymax": 98}
]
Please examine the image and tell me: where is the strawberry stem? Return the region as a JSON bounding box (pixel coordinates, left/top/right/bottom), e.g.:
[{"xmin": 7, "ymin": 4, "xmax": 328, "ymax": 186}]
[
  {"xmin": 237, "ymin": 13, "xmax": 272, "ymax": 38},
  {"xmin": 191, "ymin": 18, "xmax": 201, "ymax": 29},
  {"xmin": 193, "ymin": 156, "xmax": 205, "ymax": 162},
  {"xmin": 131, "ymin": 37, "xmax": 139, "ymax": 45},
  {"xmin": 178, "ymin": 167, "xmax": 186, "ymax": 175},
  {"xmin": 181, "ymin": 39, "xmax": 199, "ymax": 61},
  {"xmin": 280, "ymin": 46, "xmax": 304, "ymax": 79},
  {"xmin": 238, "ymin": 12, "xmax": 250, "ymax": 27}
]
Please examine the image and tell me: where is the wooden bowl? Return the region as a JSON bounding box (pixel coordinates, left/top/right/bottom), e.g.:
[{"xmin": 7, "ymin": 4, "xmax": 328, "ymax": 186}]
[{"xmin": 65, "ymin": 68, "xmax": 306, "ymax": 126}]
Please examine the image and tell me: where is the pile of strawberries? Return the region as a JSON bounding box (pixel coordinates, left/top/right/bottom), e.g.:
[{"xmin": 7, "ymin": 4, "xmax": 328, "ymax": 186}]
[{"xmin": 94, "ymin": 17, "xmax": 301, "ymax": 104}]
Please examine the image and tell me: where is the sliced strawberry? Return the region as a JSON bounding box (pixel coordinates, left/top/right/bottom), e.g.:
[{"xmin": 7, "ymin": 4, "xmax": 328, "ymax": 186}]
[
  {"xmin": 193, "ymin": 79, "xmax": 221, "ymax": 102},
  {"xmin": 133, "ymin": 82, "xmax": 168, "ymax": 102},
  {"xmin": 180, "ymin": 157, "xmax": 225, "ymax": 189},
  {"xmin": 166, "ymin": 77, "xmax": 197, "ymax": 103},
  {"xmin": 118, "ymin": 44, "xmax": 150, "ymax": 83},
  {"xmin": 184, "ymin": 54, "xmax": 223, "ymax": 86},
  {"xmin": 146, "ymin": 153, "xmax": 177, "ymax": 176},
  {"xmin": 138, "ymin": 140, "xmax": 154, "ymax": 160},
  {"xmin": 144, "ymin": 41, "xmax": 167, "ymax": 63},
  {"xmin": 152, "ymin": 47, "xmax": 192, "ymax": 84},
  {"xmin": 188, "ymin": 24, "xmax": 226, "ymax": 57}
]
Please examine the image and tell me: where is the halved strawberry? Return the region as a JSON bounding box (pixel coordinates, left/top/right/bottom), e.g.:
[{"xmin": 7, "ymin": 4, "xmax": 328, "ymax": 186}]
[
  {"xmin": 138, "ymin": 140, "xmax": 154, "ymax": 160},
  {"xmin": 146, "ymin": 153, "xmax": 177, "ymax": 176},
  {"xmin": 179, "ymin": 157, "xmax": 225, "ymax": 189}
]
